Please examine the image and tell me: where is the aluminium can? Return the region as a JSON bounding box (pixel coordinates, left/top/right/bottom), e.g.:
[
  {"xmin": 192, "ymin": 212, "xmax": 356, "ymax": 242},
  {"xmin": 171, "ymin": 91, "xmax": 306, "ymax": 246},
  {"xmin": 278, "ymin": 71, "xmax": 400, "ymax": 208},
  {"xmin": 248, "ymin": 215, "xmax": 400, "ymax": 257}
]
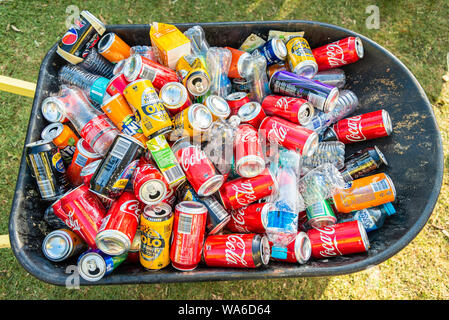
[
  {"xmin": 25, "ymin": 139, "xmax": 69, "ymax": 201},
  {"xmin": 252, "ymin": 38, "xmax": 287, "ymax": 66},
  {"xmin": 97, "ymin": 32, "xmax": 131, "ymax": 63},
  {"xmin": 89, "ymin": 134, "xmax": 145, "ymax": 201},
  {"xmin": 285, "ymin": 36, "xmax": 318, "ymax": 79},
  {"xmin": 42, "ymin": 229, "xmax": 87, "ymax": 262},
  {"xmin": 140, "ymin": 203, "xmax": 174, "ymax": 270},
  {"xmin": 77, "ymin": 249, "xmax": 127, "ymax": 282},
  {"xmin": 170, "ymin": 201, "xmax": 208, "ymax": 271}
]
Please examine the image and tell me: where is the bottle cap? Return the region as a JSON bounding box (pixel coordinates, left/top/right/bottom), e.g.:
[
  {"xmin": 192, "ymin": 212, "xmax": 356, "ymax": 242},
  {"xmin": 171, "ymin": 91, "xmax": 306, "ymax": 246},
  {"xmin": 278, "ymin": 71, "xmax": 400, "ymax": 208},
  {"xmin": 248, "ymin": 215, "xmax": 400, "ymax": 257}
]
[
  {"xmin": 383, "ymin": 202, "xmax": 396, "ymax": 216},
  {"xmin": 271, "ymin": 246, "xmax": 288, "ymax": 260}
]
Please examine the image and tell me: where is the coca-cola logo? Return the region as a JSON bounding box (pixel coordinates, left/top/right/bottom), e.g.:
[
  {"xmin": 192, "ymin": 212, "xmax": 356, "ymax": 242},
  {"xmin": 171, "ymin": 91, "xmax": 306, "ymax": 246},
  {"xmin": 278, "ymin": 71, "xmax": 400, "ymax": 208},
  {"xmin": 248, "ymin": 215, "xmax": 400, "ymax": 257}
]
[
  {"xmin": 268, "ymin": 122, "xmax": 288, "ymax": 143},
  {"xmin": 274, "ymin": 97, "xmax": 294, "ymax": 112},
  {"xmin": 325, "ymin": 43, "xmax": 347, "ymax": 67},
  {"xmin": 180, "ymin": 146, "xmax": 207, "ymax": 171},
  {"xmin": 120, "ymin": 200, "xmax": 141, "ymax": 223},
  {"xmin": 344, "ymin": 115, "xmax": 366, "ymax": 142},
  {"xmin": 230, "ymin": 209, "xmax": 249, "ymax": 233},
  {"xmin": 225, "ymin": 235, "xmax": 248, "ymax": 266},
  {"xmin": 316, "ymin": 225, "xmax": 343, "ymax": 258},
  {"xmin": 239, "ymin": 130, "xmax": 258, "ymax": 143},
  {"xmin": 232, "ymin": 182, "xmax": 257, "ymax": 206}
]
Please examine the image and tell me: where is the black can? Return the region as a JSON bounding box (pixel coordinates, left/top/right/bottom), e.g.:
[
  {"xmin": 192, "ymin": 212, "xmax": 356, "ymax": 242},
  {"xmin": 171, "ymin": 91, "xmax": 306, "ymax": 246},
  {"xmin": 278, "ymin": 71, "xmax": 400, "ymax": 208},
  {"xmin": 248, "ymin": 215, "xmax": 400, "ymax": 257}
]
[
  {"xmin": 89, "ymin": 134, "xmax": 145, "ymax": 200},
  {"xmin": 176, "ymin": 181, "xmax": 230, "ymax": 235},
  {"xmin": 56, "ymin": 10, "xmax": 106, "ymax": 65},
  {"xmin": 25, "ymin": 140, "xmax": 69, "ymax": 201},
  {"xmin": 340, "ymin": 146, "xmax": 388, "ymax": 181}
]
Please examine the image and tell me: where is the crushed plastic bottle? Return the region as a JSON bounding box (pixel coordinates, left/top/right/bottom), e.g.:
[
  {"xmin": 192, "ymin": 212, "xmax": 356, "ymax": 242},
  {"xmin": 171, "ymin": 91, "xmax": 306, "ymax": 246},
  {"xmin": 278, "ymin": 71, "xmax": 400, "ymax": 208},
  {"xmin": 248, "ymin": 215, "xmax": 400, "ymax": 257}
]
[
  {"xmin": 206, "ymin": 47, "xmax": 232, "ymax": 97},
  {"xmin": 338, "ymin": 202, "xmax": 396, "ymax": 232},
  {"xmin": 79, "ymin": 47, "xmax": 115, "ymax": 79},
  {"xmin": 266, "ymin": 148, "xmax": 305, "ymax": 259},
  {"xmin": 301, "ymin": 141, "xmax": 346, "ymax": 176}
]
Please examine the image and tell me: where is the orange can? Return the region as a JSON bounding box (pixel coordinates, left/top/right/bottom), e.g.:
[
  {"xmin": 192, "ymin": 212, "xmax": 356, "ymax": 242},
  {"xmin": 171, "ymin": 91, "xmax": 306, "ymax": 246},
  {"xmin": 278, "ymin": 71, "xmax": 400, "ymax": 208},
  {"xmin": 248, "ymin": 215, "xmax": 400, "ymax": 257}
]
[
  {"xmin": 225, "ymin": 46, "xmax": 251, "ymax": 79},
  {"xmin": 101, "ymin": 93, "xmax": 148, "ymax": 145},
  {"xmin": 41, "ymin": 122, "xmax": 79, "ymax": 166},
  {"xmin": 97, "ymin": 32, "xmax": 131, "ymax": 63},
  {"xmin": 332, "ymin": 172, "xmax": 396, "ymax": 213}
]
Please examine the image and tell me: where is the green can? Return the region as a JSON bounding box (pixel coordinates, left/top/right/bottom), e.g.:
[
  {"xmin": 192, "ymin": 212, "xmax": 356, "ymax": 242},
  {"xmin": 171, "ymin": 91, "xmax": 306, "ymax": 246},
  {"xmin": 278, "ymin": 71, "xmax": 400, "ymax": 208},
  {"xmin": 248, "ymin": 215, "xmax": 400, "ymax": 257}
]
[
  {"xmin": 306, "ymin": 199, "xmax": 337, "ymax": 229},
  {"xmin": 146, "ymin": 134, "xmax": 186, "ymax": 187}
]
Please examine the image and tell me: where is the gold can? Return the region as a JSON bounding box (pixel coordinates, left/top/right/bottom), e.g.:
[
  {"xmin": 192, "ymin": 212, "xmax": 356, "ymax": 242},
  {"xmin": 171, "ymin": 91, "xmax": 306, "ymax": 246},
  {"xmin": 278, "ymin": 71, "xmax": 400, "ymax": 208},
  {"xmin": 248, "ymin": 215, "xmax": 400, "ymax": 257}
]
[
  {"xmin": 172, "ymin": 103, "xmax": 213, "ymax": 141},
  {"xmin": 175, "ymin": 55, "xmax": 211, "ymax": 97},
  {"xmin": 123, "ymin": 79, "xmax": 173, "ymax": 139},
  {"xmin": 286, "ymin": 37, "xmax": 318, "ymax": 79},
  {"xmin": 139, "ymin": 203, "xmax": 174, "ymax": 270}
]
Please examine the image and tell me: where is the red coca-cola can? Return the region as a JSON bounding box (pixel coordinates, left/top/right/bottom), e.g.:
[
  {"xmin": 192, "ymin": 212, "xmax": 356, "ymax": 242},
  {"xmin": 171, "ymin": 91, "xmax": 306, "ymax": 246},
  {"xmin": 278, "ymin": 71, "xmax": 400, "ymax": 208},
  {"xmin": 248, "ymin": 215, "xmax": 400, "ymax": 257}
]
[
  {"xmin": 307, "ymin": 220, "xmax": 370, "ymax": 259},
  {"xmin": 172, "ymin": 138, "xmax": 224, "ymax": 197},
  {"xmin": 123, "ymin": 54, "xmax": 179, "ymax": 90},
  {"xmin": 312, "ymin": 36, "xmax": 364, "ymax": 71},
  {"xmin": 218, "ymin": 168, "xmax": 277, "ymax": 210},
  {"xmin": 161, "ymin": 186, "xmax": 177, "ymax": 208},
  {"xmin": 226, "ymin": 92, "xmax": 251, "ymax": 115},
  {"xmin": 226, "ymin": 202, "xmax": 273, "ymax": 233},
  {"xmin": 323, "ymin": 109, "xmax": 393, "ymax": 144},
  {"xmin": 95, "ymin": 191, "xmax": 141, "ymax": 256},
  {"xmin": 203, "ymin": 233, "xmax": 270, "ymax": 268},
  {"xmin": 133, "ymin": 157, "xmax": 170, "ymax": 205},
  {"xmin": 106, "ymin": 73, "xmax": 129, "ymax": 96},
  {"xmin": 237, "ymin": 102, "xmax": 267, "ymax": 129},
  {"xmin": 159, "ymin": 82, "xmax": 192, "ymax": 115},
  {"xmin": 234, "ymin": 124, "xmax": 266, "ymax": 178},
  {"xmin": 52, "ymin": 185, "xmax": 106, "ymax": 249},
  {"xmin": 80, "ymin": 159, "xmax": 102, "ymax": 187},
  {"xmin": 269, "ymin": 232, "xmax": 311, "ymax": 264},
  {"xmin": 258, "ymin": 116, "xmax": 319, "ymax": 157},
  {"xmin": 66, "ymin": 139, "xmax": 102, "ymax": 186},
  {"xmin": 170, "ymin": 201, "xmax": 208, "ymax": 271},
  {"xmin": 261, "ymin": 95, "xmax": 315, "ymax": 126}
]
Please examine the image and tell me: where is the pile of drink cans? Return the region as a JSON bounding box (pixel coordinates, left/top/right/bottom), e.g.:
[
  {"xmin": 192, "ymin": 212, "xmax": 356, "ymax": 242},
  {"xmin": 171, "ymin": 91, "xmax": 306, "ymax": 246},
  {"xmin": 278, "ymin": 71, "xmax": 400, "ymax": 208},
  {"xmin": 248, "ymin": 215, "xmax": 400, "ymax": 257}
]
[{"xmin": 26, "ymin": 11, "xmax": 396, "ymax": 282}]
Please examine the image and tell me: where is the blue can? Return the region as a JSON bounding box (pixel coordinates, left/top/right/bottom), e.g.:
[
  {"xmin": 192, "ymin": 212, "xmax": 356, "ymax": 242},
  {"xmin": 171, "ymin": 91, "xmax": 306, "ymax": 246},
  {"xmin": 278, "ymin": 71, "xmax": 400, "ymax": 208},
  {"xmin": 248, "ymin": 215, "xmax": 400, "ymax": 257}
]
[
  {"xmin": 252, "ymin": 38, "xmax": 287, "ymax": 66},
  {"xmin": 77, "ymin": 249, "xmax": 127, "ymax": 282}
]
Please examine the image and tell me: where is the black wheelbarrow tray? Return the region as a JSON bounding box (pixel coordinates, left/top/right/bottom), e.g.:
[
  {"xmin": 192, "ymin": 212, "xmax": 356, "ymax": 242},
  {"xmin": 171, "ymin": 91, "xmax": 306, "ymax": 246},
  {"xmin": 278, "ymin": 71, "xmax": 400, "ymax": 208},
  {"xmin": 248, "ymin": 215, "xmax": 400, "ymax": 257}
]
[{"xmin": 8, "ymin": 20, "xmax": 444, "ymax": 286}]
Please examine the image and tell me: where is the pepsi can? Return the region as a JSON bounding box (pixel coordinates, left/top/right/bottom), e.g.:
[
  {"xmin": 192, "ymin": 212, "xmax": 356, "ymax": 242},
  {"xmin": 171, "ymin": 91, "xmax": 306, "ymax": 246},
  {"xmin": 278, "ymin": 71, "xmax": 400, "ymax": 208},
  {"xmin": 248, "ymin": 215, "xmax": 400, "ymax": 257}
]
[{"xmin": 57, "ymin": 11, "xmax": 106, "ymax": 65}]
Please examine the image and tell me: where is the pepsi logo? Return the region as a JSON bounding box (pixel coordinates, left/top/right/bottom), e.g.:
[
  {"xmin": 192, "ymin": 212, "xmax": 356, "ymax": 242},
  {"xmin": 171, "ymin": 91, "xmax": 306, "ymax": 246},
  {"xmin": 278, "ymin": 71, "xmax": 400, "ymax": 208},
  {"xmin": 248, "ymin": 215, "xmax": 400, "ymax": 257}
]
[{"xmin": 62, "ymin": 27, "xmax": 78, "ymax": 46}]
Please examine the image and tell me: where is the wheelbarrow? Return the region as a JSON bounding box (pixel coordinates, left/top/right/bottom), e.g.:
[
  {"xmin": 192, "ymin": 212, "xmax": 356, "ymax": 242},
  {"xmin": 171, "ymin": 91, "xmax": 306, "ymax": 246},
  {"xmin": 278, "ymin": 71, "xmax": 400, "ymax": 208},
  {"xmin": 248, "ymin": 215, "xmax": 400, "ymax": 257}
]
[{"xmin": 8, "ymin": 20, "xmax": 444, "ymax": 285}]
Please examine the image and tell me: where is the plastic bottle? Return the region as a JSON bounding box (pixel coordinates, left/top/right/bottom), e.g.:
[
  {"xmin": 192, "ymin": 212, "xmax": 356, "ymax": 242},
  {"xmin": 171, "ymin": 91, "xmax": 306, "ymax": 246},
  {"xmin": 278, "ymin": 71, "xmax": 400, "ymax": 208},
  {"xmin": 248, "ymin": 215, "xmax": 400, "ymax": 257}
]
[
  {"xmin": 202, "ymin": 115, "xmax": 241, "ymax": 178},
  {"xmin": 247, "ymin": 53, "xmax": 270, "ymax": 103},
  {"xmin": 304, "ymin": 90, "xmax": 359, "ymax": 135},
  {"xmin": 58, "ymin": 65, "xmax": 110, "ymax": 106},
  {"xmin": 301, "ymin": 141, "xmax": 346, "ymax": 176},
  {"xmin": 338, "ymin": 203, "xmax": 396, "ymax": 232},
  {"xmin": 184, "ymin": 25, "xmax": 210, "ymax": 57},
  {"xmin": 266, "ymin": 148, "xmax": 305, "ymax": 259},
  {"xmin": 79, "ymin": 47, "xmax": 115, "ymax": 79},
  {"xmin": 57, "ymin": 85, "xmax": 119, "ymax": 156},
  {"xmin": 206, "ymin": 47, "xmax": 232, "ymax": 97}
]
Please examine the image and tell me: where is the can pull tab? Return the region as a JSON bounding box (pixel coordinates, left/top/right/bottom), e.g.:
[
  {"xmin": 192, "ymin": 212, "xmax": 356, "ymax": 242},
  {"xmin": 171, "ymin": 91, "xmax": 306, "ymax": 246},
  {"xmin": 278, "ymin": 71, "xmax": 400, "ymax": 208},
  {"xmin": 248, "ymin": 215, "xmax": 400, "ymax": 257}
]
[{"xmin": 87, "ymin": 259, "xmax": 101, "ymax": 276}]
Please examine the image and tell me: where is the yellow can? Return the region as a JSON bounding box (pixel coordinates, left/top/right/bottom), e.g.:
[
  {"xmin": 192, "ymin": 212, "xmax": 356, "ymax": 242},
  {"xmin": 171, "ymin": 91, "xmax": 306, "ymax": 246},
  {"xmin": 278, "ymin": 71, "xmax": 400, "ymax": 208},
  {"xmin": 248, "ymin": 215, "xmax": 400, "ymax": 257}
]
[
  {"xmin": 123, "ymin": 79, "xmax": 173, "ymax": 139},
  {"xmin": 172, "ymin": 103, "xmax": 213, "ymax": 142},
  {"xmin": 139, "ymin": 203, "xmax": 174, "ymax": 270},
  {"xmin": 286, "ymin": 36, "xmax": 318, "ymax": 79},
  {"xmin": 175, "ymin": 55, "xmax": 211, "ymax": 97}
]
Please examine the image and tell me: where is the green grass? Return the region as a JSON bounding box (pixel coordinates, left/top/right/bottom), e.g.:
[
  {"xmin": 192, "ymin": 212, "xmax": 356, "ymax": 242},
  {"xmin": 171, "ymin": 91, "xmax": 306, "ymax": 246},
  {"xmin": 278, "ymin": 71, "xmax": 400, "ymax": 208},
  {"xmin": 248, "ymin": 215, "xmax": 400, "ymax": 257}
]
[{"xmin": 1, "ymin": 0, "xmax": 449, "ymax": 299}]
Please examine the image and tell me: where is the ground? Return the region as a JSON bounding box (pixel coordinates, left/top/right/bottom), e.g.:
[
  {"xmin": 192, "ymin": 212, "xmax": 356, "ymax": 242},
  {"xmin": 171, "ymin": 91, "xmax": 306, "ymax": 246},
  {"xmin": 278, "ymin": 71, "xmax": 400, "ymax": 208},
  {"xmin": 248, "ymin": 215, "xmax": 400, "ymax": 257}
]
[{"xmin": 0, "ymin": 0, "xmax": 448, "ymax": 299}]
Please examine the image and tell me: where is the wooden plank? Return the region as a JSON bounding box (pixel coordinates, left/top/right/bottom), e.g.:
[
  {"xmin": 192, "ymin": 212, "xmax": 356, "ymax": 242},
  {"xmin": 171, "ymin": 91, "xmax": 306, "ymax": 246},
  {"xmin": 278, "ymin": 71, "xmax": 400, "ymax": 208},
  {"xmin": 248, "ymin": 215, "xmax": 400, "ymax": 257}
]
[
  {"xmin": 0, "ymin": 234, "xmax": 10, "ymax": 249},
  {"xmin": 0, "ymin": 75, "xmax": 36, "ymax": 98}
]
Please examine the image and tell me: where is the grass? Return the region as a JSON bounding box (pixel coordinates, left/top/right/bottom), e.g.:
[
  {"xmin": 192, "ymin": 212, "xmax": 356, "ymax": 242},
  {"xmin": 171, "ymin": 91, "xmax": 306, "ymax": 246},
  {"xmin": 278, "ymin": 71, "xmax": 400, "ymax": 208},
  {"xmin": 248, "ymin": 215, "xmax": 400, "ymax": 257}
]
[{"xmin": 1, "ymin": 0, "xmax": 449, "ymax": 299}]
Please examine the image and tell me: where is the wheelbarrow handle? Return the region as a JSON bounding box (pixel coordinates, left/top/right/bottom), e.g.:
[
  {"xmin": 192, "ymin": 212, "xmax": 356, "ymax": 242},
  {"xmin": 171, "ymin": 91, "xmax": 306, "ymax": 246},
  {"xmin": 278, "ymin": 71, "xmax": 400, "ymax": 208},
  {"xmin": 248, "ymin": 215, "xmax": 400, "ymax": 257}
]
[{"xmin": 0, "ymin": 75, "xmax": 36, "ymax": 98}]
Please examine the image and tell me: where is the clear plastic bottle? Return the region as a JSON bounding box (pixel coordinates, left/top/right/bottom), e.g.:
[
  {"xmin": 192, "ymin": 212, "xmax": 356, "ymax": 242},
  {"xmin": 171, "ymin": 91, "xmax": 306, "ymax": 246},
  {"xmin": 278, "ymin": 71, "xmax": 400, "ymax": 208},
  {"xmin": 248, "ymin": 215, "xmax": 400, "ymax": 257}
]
[
  {"xmin": 206, "ymin": 47, "xmax": 232, "ymax": 97},
  {"xmin": 338, "ymin": 202, "xmax": 396, "ymax": 232},
  {"xmin": 304, "ymin": 90, "xmax": 359, "ymax": 135},
  {"xmin": 266, "ymin": 148, "xmax": 305, "ymax": 259},
  {"xmin": 79, "ymin": 47, "xmax": 115, "ymax": 79},
  {"xmin": 298, "ymin": 163, "xmax": 346, "ymax": 208},
  {"xmin": 130, "ymin": 45, "xmax": 158, "ymax": 62},
  {"xmin": 184, "ymin": 25, "xmax": 210, "ymax": 57},
  {"xmin": 301, "ymin": 141, "xmax": 346, "ymax": 175},
  {"xmin": 202, "ymin": 115, "xmax": 241, "ymax": 177},
  {"xmin": 57, "ymin": 85, "xmax": 119, "ymax": 156},
  {"xmin": 247, "ymin": 53, "xmax": 270, "ymax": 103},
  {"xmin": 58, "ymin": 65, "xmax": 110, "ymax": 106},
  {"xmin": 312, "ymin": 69, "xmax": 346, "ymax": 89}
]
